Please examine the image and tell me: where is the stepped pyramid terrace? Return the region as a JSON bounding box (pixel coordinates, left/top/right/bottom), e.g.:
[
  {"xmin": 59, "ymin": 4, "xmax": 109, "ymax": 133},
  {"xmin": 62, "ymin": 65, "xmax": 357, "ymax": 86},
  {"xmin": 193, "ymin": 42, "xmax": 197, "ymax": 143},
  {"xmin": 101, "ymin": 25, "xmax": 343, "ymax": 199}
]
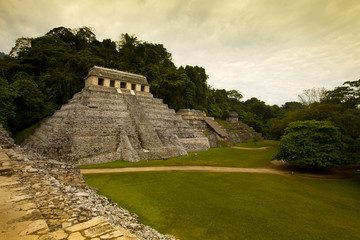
[{"xmin": 22, "ymin": 66, "xmax": 210, "ymax": 164}]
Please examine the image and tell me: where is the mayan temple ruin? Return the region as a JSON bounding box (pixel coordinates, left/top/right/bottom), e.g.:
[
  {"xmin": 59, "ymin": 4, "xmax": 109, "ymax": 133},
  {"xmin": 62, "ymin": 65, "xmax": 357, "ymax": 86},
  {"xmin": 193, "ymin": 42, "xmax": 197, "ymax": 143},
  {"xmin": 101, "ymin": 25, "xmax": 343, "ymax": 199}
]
[
  {"xmin": 22, "ymin": 66, "xmax": 210, "ymax": 165},
  {"xmin": 177, "ymin": 109, "xmax": 263, "ymax": 147}
]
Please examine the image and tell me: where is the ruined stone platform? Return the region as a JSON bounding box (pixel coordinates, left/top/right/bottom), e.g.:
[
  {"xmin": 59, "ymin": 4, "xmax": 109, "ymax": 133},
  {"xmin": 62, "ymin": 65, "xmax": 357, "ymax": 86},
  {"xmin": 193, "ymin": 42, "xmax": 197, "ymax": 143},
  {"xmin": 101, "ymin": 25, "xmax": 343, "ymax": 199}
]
[
  {"xmin": 177, "ymin": 109, "xmax": 263, "ymax": 147},
  {"xmin": 22, "ymin": 68, "xmax": 210, "ymax": 165}
]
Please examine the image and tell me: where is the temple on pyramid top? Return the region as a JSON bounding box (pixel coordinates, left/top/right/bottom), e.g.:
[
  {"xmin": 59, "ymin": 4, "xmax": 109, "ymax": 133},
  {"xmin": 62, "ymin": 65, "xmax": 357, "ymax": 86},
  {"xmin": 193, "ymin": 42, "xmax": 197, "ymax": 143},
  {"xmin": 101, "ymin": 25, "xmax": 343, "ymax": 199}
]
[{"xmin": 85, "ymin": 66, "xmax": 150, "ymax": 92}]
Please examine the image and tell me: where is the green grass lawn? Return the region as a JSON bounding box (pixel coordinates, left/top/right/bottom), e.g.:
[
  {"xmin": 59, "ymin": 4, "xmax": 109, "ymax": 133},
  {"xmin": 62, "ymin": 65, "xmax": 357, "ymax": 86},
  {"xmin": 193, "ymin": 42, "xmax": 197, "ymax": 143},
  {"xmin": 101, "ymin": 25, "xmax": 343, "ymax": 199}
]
[
  {"xmin": 84, "ymin": 172, "xmax": 360, "ymax": 240},
  {"xmin": 80, "ymin": 140, "xmax": 279, "ymax": 169},
  {"xmin": 235, "ymin": 139, "xmax": 279, "ymax": 148}
]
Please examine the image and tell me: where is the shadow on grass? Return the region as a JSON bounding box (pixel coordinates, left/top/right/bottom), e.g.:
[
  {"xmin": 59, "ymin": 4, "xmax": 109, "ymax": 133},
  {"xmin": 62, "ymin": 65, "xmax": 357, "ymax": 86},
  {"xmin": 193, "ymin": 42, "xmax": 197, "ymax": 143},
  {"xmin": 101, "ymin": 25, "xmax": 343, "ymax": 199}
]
[{"xmin": 270, "ymin": 160, "xmax": 360, "ymax": 180}]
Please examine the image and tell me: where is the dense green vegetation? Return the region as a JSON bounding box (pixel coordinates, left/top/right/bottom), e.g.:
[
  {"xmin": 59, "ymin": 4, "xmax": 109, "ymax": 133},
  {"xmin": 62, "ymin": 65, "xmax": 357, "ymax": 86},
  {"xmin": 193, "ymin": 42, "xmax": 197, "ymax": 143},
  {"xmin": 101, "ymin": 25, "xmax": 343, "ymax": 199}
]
[
  {"xmin": 80, "ymin": 140, "xmax": 279, "ymax": 169},
  {"xmin": 275, "ymin": 120, "xmax": 347, "ymax": 167},
  {"xmin": 85, "ymin": 172, "xmax": 360, "ymax": 240},
  {"xmin": 0, "ymin": 27, "xmax": 311, "ymax": 134},
  {"xmin": 0, "ymin": 26, "xmax": 245, "ymax": 132},
  {"xmin": 268, "ymin": 82, "xmax": 360, "ymax": 165}
]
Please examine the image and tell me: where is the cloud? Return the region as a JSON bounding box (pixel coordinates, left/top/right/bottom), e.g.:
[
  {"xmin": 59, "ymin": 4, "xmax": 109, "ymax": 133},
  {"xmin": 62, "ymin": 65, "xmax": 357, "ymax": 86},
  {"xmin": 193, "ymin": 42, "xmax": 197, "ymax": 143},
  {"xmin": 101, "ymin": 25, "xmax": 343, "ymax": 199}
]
[{"xmin": 0, "ymin": 0, "xmax": 359, "ymax": 105}]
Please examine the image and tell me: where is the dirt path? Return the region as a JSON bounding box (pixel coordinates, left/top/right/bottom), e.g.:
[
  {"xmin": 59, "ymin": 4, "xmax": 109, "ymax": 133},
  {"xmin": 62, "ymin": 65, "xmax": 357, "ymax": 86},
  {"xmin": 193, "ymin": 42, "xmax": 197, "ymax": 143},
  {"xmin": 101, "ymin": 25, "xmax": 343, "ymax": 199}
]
[
  {"xmin": 231, "ymin": 146, "xmax": 273, "ymax": 150},
  {"xmin": 80, "ymin": 165, "xmax": 346, "ymax": 179},
  {"xmin": 80, "ymin": 166, "xmax": 287, "ymax": 175}
]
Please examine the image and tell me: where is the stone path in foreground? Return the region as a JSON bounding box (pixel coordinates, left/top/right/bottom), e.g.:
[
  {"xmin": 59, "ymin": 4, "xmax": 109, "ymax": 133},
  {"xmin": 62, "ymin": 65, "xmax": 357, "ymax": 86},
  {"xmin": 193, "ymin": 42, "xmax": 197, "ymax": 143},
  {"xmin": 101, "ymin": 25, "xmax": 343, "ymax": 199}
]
[
  {"xmin": 0, "ymin": 146, "xmax": 141, "ymax": 240},
  {"xmin": 0, "ymin": 124, "xmax": 177, "ymax": 240}
]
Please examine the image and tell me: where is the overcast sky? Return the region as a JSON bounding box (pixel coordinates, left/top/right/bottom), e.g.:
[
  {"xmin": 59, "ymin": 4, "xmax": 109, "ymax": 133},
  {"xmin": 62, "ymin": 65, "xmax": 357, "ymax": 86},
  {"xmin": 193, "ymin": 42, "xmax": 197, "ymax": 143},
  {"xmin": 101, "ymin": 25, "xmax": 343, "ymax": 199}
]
[{"xmin": 1, "ymin": 0, "xmax": 359, "ymax": 105}]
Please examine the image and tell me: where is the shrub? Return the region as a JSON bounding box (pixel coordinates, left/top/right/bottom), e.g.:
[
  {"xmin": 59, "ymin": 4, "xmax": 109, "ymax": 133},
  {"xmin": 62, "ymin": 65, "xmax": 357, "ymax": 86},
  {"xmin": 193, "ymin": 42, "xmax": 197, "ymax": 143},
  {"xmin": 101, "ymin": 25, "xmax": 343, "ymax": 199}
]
[{"xmin": 274, "ymin": 120, "xmax": 346, "ymax": 167}]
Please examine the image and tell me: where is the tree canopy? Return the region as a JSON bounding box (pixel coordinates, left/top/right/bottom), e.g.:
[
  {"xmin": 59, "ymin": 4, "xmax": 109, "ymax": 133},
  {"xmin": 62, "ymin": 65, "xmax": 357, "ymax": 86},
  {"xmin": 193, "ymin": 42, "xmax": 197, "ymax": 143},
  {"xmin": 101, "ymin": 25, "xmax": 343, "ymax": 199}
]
[
  {"xmin": 274, "ymin": 120, "xmax": 347, "ymax": 167},
  {"xmin": 0, "ymin": 26, "xmax": 246, "ymax": 132}
]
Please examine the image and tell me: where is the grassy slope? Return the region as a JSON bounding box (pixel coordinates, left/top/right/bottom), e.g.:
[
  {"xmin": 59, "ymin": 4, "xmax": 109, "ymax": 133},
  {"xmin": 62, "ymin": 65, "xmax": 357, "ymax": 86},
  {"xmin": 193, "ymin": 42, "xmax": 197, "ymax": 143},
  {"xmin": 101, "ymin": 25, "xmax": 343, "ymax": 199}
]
[
  {"xmin": 85, "ymin": 172, "xmax": 360, "ymax": 240},
  {"xmin": 12, "ymin": 118, "xmax": 46, "ymax": 144},
  {"xmin": 80, "ymin": 140, "xmax": 279, "ymax": 169},
  {"xmin": 234, "ymin": 139, "xmax": 278, "ymax": 148}
]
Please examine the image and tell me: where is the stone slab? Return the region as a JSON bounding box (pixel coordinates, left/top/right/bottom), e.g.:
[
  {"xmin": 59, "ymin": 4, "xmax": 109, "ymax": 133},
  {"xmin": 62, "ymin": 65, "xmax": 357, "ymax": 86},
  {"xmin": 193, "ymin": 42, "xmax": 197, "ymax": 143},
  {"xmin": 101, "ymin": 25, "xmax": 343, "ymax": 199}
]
[
  {"xmin": 204, "ymin": 118, "xmax": 228, "ymax": 137},
  {"xmin": 0, "ymin": 150, "xmax": 10, "ymax": 161},
  {"xmin": 2, "ymin": 161, "xmax": 11, "ymax": 167},
  {"xmin": 17, "ymin": 203, "xmax": 37, "ymax": 211},
  {"xmin": 19, "ymin": 219, "xmax": 48, "ymax": 236},
  {"xmin": 83, "ymin": 223, "xmax": 113, "ymax": 238},
  {"xmin": 22, "ymin": 209, "xmax": 42, "ymax": 221},
  {"xmin": 9, "ymin": 194, "xmax": 33, "ymax": 203},
  {"xmin": 50, "ymin": 229, "xmax": 68, "ymax": 240},
  {"xmin": 67, "ymin": 232, "xmax": 85, "ymax": 240},
  {"xmin": 0, "ymin": 179, "xmax": 20, "ymax": 187},
  {"xmin": 65, "ymin": 217, "xmax": 107, "ymax": 232},
  {"xmin": 100, "ymin": 230, "xmax": 124, "ymax": 239},
  {"xmin": 19, "ymin": 235, "xmax": 39, "ymax": 240},
  {"xmin": 0, "ymin": 166, "xmax": 13, "ymax": 175}
]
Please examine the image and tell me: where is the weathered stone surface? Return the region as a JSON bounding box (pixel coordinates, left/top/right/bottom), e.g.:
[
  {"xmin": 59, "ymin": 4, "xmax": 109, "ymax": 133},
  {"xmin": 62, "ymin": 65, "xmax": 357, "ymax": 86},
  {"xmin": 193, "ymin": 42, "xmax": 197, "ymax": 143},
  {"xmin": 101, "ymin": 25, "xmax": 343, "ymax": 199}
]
[
  {"xmin": 0, "ymin": 166, "xmax": 13, "ymax": 176},
  {"xmin": 66, "ymin": 217, "xmax": 107, "ymax": 232},
  {"xmin": 226, "ymin": 111, "xmax": 239, "ymax": 123},
  {"xmin": 22, "ymin": 209, "xmax": 42, "ymax": 221},
  {"xmin": 83, "ymin": 222, "xmax": 113, "ymax": 238},
  {"xmin": 67, "ymin": 232, "xmax": 85, "ymax": 240},
  {"xmin": 177, "ymin": 109, "xmax": 264, "ymax": 147},
  {"xmin": 18, "ymin": 203, "xmax": 37, "ymax": 211},
  {"xmin": 0, "ymin": 150, "xmax": 11, "ymax": 160},
  {"xmin": 10, "ymin": 194, "xmax": 33, "ymax": 202},
  {"xmin": 19, "ymin": 235, "xmax": 40, "ymax": 240},
  {"xmin": 0, "ymin": 125, "xmax": 15, "ymax": 148},
  {"xmin": 61, "ymin": 222, "xmax": 72, "ymax": 229},
  {"xmin": 178, "ymin": 137, "xmax": 212, "ymax": 152},
  {"xmin": 19, "ymin": 220, "xmax": 48, "ymax": 236},
  {"xmin": 100, "ymin": 230, "xmax": 124, "ymax": 239},
  {"xmin": 204, "ymin": 118, "xmax": 228, "ymax": 138},
  {"xmin": 50, "ymin": 229, "xmax": 68, "ymax": 240}
]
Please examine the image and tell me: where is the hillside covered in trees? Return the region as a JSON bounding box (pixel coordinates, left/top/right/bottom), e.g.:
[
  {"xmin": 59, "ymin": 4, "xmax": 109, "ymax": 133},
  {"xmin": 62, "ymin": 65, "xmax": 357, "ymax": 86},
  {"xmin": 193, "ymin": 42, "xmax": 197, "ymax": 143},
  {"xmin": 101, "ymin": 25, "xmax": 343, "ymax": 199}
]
[
  {"xmin": 0, "ymin": 26, "xmax": 359, "ymax": 164},
  {"xmin": 0, "ymin": 26, "xmax": 278, "ymax": 132}
]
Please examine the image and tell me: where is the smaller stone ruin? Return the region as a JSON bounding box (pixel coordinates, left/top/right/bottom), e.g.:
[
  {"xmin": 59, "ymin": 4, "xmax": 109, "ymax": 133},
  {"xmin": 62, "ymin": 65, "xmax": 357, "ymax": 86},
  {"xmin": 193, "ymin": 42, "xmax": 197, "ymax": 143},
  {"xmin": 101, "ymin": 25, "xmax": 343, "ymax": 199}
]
[
  {"xmin": 226, "ymin": 111, "xmax": 239, "ymax": 123},
  {"xmin": 177, "ymin": 109, "xmax": 263, "ymax": 147}
]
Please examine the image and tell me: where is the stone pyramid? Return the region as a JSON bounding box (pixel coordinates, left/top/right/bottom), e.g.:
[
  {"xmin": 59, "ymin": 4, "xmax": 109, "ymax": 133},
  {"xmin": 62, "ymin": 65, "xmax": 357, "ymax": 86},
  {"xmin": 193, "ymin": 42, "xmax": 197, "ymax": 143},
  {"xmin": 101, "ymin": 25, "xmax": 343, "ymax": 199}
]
[{"xmin": 22, "ymin": 66, "xmax": 210, "ymax": 164}]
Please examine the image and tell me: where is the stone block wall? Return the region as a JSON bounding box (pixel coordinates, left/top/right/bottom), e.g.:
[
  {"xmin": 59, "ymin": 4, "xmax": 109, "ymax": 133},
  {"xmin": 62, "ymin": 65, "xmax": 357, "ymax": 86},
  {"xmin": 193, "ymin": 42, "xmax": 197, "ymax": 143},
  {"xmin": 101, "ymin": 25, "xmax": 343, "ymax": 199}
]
[{"xmin": 176, "ymin": 109, "xmax": 212, "ymax": 133}]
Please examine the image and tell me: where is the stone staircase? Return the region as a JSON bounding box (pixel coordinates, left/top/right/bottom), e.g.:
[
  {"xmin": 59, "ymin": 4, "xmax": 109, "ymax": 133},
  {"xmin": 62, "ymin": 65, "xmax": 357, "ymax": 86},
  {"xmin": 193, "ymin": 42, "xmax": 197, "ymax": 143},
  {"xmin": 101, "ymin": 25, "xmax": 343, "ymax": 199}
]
[
  {"xmin": 23, "ymin": 86, "xmax": 134, "ymax": 164},
  {"xmin": 176, "ymin": 109, "xmax": 212, "ymax": 133},
  {"xmin": 204, "ymin": 118, "xmax": 228, "ymax": 138},
  {"xmin": 122, "ymin": 93, "xmax": 188, "ymax": 161},
  {"xmin": 136, "ymin": 95, "xmax": 210, "ymax": 152}
]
